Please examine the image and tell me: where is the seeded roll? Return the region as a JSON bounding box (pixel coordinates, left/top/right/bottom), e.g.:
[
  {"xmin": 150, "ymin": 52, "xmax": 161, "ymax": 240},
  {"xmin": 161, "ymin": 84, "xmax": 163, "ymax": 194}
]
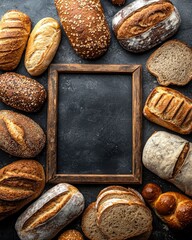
[
  {"xmin": 0, "ymin": 72, "xmax": 47, "ymax": 112},
  {"xmin": 54, "ymin": 0, "xmax": 111, "ymax": 59}
]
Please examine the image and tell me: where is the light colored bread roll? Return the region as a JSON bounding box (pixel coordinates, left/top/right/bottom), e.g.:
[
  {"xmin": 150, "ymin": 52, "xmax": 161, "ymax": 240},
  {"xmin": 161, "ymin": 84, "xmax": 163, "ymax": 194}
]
[
  {"xmin": 58, "ymin": 229, "xmax": 84, "ymax": 240},
  {"xmin": 0, "ymin": 10, "xmax": 31, "ymax": 70},
  {"xmin": 25, "ymin": 17, "xmax": 61, "ymax": 76},
  {"xmin": 143, "ymin": 131, "xmax": 192, "ymax": 196}
]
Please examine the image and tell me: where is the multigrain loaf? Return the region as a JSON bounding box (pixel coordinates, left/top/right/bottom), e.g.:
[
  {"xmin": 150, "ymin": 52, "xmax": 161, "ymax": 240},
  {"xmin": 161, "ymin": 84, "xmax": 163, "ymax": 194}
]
[
  {"xmin": 0, "ymin": 110, "xmax": 46, "ymax": 158},
  {"xmin": 97, "ymin": 198, "xmax": 153, "ymax": 240},
  {"xmin": 54, "ymin": 0, "xmax": 111, "ymax": 59},
  {"xmin": 143, "ymin": 131, "xmax": 192, "ymax": 196},
  {"xmin": 142, "ymin": 183, "xmax": 192, "ymax": 229},
  {"xmin": 112, "ymin": 0, "xmax": 181, "ymax": 52},
  {"xmin": 143, "ymin": 87, "xmax": 192, "ymax": 134},
  {"xmin": 0, "ymin": 10, "xmax": 31, "ymax": 70},
  {"xmin": 25, "ymin": 17, "xmax": 61, "ymax": 76},
  {"xmin": 0, "ymin": 72, "xmax": 47, "ymax": 112},
  {"xmin": 58, "ymin": 229, "xmax": 84, "ymax": 240},
  {"xmin": 0, "ymin": 160, "xmax": 45, "ymax": 221},
  {"xmin": 147, "ymin": 40, "xmax": 192, "ymax": 86},
  {"xmin": 15, "ymin": 183, "xmax": 85, "ymax": 240},
  {"xmin": 81, "ymin": 202, "xmax": 108, "ymax": 240}
]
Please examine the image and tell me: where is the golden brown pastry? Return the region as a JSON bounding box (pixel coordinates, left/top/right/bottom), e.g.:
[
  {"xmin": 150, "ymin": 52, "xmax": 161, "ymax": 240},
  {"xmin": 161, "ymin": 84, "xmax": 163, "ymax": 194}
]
[{"xmin": 58, "ymin": 230, "xmax": 84, "ymax": 240}]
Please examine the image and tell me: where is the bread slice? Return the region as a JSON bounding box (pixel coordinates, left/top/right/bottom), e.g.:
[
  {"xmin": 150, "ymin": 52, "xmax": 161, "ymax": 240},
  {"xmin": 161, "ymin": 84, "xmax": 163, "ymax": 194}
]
[
  {"xmin": 97, "ymin": 199, "xmax": 153, "ymax": 240},
  {"xmin": 147, "ymin": 40, "xmax": 192, "ymax": 86},
  {"xmin": 81, "ymin": 202, "xmax": 108, "ymax": 240}
]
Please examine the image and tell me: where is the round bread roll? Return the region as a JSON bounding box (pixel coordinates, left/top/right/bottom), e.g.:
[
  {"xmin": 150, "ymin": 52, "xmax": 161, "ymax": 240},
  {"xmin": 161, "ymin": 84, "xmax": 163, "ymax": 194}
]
[{"xmin": 58, "ymin": 229, "xmax": 84, "ymax": 240}]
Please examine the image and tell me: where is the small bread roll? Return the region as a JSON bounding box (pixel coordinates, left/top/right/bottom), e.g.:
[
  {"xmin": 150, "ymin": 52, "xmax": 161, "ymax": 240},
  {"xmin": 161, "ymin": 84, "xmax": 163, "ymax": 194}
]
[
  {"xmin": 25, "ymin": 17, "xmax": 61, "ymax": 76},
  {"xmin": 58, "ymin": 230, "xmax": 84, "ymax": 240}
]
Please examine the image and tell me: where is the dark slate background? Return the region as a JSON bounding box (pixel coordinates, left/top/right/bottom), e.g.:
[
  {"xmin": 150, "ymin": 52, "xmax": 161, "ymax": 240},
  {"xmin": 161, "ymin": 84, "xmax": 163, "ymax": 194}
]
[{"xmin": 0, "ymin": 0, "xmax": 191, "ymax": 239}]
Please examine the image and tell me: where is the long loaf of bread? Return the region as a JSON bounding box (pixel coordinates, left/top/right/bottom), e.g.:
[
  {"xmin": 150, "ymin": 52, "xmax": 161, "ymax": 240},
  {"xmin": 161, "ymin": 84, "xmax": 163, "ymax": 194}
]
[
  {"xmin": 0, "ymin": 160, "xmax": 45, "ymax": 221},
  {"xmin": 54, "ymin": 0, "xmax": 111, "ymax": 59},
  {"xmin": 0, "ymin": 10, "xmax": 31, "ymax": 70},
  {"xmin": 15, "ymin": 183, "xmax": 85, "ymax": 240},
  {"xmin": 142, "ymin": 183, "xmax": 192, "ymax": 229}
]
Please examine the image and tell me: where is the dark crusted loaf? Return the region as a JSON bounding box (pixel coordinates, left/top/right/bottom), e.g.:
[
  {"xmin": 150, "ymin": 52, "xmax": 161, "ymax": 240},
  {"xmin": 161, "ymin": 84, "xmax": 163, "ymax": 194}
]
[
  {"xmin": 0, "ymin": 72, "xmax": 47, "ymax": 112},
  {"xmin": 54, "ymin": 0, "xmax": 111, "ymax": 59}
]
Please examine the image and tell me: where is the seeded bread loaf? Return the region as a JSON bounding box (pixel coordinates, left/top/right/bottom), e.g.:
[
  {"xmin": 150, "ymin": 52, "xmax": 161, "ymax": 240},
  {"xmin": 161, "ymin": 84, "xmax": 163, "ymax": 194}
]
[
  {"xmin": 143, "ymin": 87, "xmax": 192, "ymax": 134},
  {"xmin": 143, "ymin": 131, "xmax": 192, "ymax": 196},
  {"xmin": 0, "ymin": 10, "xmax": 31, "ymax": 70},
  {"xmin": 112, "ymin": 0, "xmax": 181, "ymax": 52},
  {"xmin": 0, "ymin": 72, "xmax": 47, "ymax": 112},
  {"xmin": 142, "ymin": 183, "xmax": 192, "ymax": 229},
  {"xmin": 0, "ymin": 160, "xmax": 45, "ymax": 221},
  {"xmin": 15, "ymin": 183, "xmax": 85, "ymax": 240},
  {"xmin": 25, "ymin": 17, "xmax": 61, "ymax": 76},
  {"xmin": 58, "ymin": 229, "xmax": 84, "ymax": 240},
  {"xmin": 54, "ymin": 0, "xmax": 111, "ymax": 59},
  {"xmin": 0, "ymin": 110, "xmax": 46, "ymax": 158},
  {"xmin": 147, "ymin": 39, "xmax": 192, "ymax": 86}
]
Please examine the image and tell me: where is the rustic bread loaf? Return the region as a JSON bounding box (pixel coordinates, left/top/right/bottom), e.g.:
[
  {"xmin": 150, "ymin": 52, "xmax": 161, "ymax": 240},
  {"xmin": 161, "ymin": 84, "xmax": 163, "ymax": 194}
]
[
  {"xmin": 142, "ymin": 183, "xmax": 192, "ymax": 229},
  {"xmin": 97, "ymin": 185, "xmax": 129, "ymax": 197},
  {"xmin": 0, "ymin": 160, "xmax": 45, "ymax": 221},
  {"xmin": 58, "ymin": 229, "xmax": 84, "ymax": 240},
  {"xmin": 0, "ymin": 110, "xmax": 46, "ymax": 158},
  {"xmin": 112, "ymin": 0, "xmax": 181, "ymax": 52},
  {"xmin": 54, "ymin": 0, "xmax": 111, "ymax": 59},
  {"xmin": 25, "ymin": 17, "xmax": 61, "ymax": 76},
  {"xmin": 143, "ymin": 131, "xmax": 192, "ymax": 196},
  {"xmin": 97, "ymin": 198, "xmax": 152, "ymax": 240},
  {"xmin": 147, "ymin": 40, "xmax": 192, "ymax": 86},
  {"xmin": 81, "ymin": 202, "xmax": 108, "ymax": 240},
  {"xmin": 0, "ymin": 72, "xmax": 47, "ymax": 112},
  {"xmin": 0, "ymin": 10, "xmax": 31, "ymax": 70},
  {"xmin": 15, "ymin": 183, "xmax": 85, "ymax": 240},
  {"xmin": 143, "ymin": 87, "xmax": 192, "ymax": 134}
]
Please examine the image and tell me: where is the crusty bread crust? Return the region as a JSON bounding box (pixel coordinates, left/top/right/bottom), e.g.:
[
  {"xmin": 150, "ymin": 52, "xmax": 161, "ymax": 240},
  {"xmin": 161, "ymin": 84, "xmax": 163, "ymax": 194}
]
[
  {"xmin": 147, "ymin": 39, "xmax": 192, "ymax": 86},
  {"xmin": 143, "ymin": 87, "xmax": 192, "ymax": 134}
]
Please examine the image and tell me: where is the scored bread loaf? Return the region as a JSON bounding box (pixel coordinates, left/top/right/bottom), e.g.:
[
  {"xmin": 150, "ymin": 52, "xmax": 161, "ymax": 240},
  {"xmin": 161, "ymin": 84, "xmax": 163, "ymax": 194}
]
[
  {"xmin": 142, "ymin": 183, "xmax": 192, "ymax": 229},
  {"xmin": 0, "ymin": 72, "xmax": 47, "ymax": 112},
  {"xmin": 58, "ymin": 229, "xmax": 84, "ymax": 240},
  {"xmin": 0, "ymin": 10, "xmax": 31, "ymax": 70},
  {"xmin": 15, "ymin": 183, "xmax": 85, "ymax": 240},
  {"xmin": 0, "ymin": 160, "xmax": 45, "ymax": 221},
  {"xmin": 143, "ymin": 131, "xmax": 192, "ymax": 196},
  {"xmin": 147, "ymin": 40, "xmax": 192, "ymax": 86},
  {"xmin": 112, "ymin": 0, "xmax": 181, "ymax": 52},
  {"xmin": 0, "ymin": 110, "xmax": 46, "ymax": 158},
  {"xmin": 54, "ymin": 0, "xmax": 111, "ymax": 59},
  {"xmin": 25, "ymin": 17, "xmax": 61, "ymax": 76},
  {"xmin": 143, "ymin": 87, "xmax": 192, "ymax": 134}
]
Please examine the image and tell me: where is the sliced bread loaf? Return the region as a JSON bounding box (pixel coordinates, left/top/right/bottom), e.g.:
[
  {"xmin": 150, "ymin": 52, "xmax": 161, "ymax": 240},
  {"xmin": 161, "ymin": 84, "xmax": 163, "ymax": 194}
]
[
  {"xmin": 98, "ymin": 186, "xmax": 129, "ymax": 197},
  {"xmin": 81, "ymin": 202, "xmax": 108, "ymax": 240},
  {"xmin": 97, "ymin": 199, "xmax": 153, "ymax": 240},
  {"xmin": 147, "ymin": 40, "xmax": 192, "ymax": 86}
]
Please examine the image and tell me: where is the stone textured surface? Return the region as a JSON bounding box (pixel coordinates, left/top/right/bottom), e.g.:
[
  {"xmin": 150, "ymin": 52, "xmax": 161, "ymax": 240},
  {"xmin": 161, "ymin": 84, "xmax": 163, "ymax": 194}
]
[{"xmin": 0, "ymin": 0, "xmax": 191, "ymax": 239}]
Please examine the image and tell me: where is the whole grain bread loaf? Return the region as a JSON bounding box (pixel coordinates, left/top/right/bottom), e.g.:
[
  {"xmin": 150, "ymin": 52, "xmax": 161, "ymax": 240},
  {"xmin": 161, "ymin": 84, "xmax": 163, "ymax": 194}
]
[
  {"xmin": 0, "ymin": 110, "xmax": 46, "ymax": 158},
  {"xmin": 0, "ymin": 72, "xmax": 47, "ymax": 112},
  {"xmin": 54, "ymin": 0, "xmax": 111, "ymax": 59},
  {"xmin": 0, "ymin": 160, "xmax": 45, "ymax": 221},
  {"xmin": 0, "ymin": 10, "xmax": 31, "ymax": 70}
]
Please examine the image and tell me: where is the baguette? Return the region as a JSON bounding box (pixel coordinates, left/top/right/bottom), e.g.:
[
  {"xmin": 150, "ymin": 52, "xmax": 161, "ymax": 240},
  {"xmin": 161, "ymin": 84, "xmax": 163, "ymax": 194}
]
[
  {"xmin": 142, "ymin": 183, "xmax": 192, "ymax": 229},
  {"xmin": 0, "ymin": 72, "xmax": 47, "ymax": 112},
  {"xmin": 0, "ymin": 10, "xmax": 31, "ymax": 70},
  {"xmin": 54, "ymin": 0, "xmax": 111, "ymax": 59},
  {"xmin": 143, "ymin": 87, "xmax": 192, "ymax": 134},
  {"xmin": 15, "ymin": 183, "xmax": 85, "ymax": 240},
  {"xmin": 0, "ymin": 160, "xmax": 45, "ymax": 221},
  {"xmin": 0, "ymin": 110, "xmax": 46, "ymax": 158},
  {"xmin": 112, "ymin": 0, "xmax": 181, "ymax": 52},
  {"xmin": 25, "ymin": 17, "xmax": 61, "ymax": 76}
]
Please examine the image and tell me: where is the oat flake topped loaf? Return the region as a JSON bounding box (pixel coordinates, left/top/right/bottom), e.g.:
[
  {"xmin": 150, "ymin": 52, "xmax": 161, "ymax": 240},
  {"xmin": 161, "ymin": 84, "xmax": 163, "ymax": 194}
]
[{"xmin": 54, "ymin": 0, "xmax": 111, "ymax": 59}]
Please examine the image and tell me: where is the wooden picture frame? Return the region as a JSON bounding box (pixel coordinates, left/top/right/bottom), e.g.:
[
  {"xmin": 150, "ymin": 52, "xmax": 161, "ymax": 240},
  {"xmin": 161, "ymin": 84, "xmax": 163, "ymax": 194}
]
[{"xmin": 46, "ymin": 64, "xmax": 142, "ymax": 184}]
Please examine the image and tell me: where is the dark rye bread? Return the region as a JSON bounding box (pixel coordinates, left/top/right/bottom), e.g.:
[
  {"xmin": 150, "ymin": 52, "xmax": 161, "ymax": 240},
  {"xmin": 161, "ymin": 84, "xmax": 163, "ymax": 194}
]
[
  {"xmin": 111, "ymin": 0, "xmax": 125, "ymax": 6},
  {"xmin": 97, "ymin": 199, "xmax": 153, "ymax": 240},
  {"xmin": 147, "ymin": 40, "xmax": 192, "ymax": 86},
  {"xmin": 0, "ymin": 72, "xmax": 47, "ymax": 112},
  {"xmin": 54, "ymin": 0, "xmax": 111, "ymax": 59}
]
